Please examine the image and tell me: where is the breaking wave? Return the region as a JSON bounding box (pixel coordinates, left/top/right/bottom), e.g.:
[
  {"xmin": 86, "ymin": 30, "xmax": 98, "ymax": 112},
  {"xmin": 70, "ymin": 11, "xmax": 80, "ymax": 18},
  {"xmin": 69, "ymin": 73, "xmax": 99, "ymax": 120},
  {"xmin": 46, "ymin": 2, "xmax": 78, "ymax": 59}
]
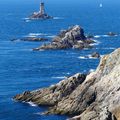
[
  {"xmin": 78, "ymin": 55, "xmax": 100, "ymax": 59},
  {"xmin": 53, "ymin": 17, "xmax": 64, "ymax": 20},
  {"xmin": 27, "ymin": 102, "xmax": 37, "ymax": 107},
  {"xmin": 94, "ymin": 34, "xmax": 118, "ymax": 38},
  {"xmin": 96, "ymin": 47, "xmax": 116, "ymax": 50},
  {"xmin": 52, "ymin": 76, "xmax": 66, "ymax": 79},
  {"xmin": 91, "ymin": 40, "xmax": 101, "ymax": 46}
]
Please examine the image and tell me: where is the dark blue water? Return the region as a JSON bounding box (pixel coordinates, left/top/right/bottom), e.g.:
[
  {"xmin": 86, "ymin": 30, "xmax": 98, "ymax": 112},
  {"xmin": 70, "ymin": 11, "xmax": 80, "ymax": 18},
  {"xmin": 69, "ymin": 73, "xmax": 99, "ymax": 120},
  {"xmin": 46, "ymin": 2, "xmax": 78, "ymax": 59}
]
[{"xmin": 0, "ymin": 0, "xmax": 120, "ymax": 120}]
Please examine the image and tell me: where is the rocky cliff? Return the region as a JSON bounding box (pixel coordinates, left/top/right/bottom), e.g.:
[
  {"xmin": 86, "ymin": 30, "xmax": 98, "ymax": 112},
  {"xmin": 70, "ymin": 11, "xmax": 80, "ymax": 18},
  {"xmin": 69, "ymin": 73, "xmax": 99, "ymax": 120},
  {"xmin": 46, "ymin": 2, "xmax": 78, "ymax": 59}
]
[
  {"xmin": 33, "ymin": 25, "xmax": 94, "ymax": 50},
  {"xmin": 14, "ymin": 48, "xmax": 120, "ymax": 120}
]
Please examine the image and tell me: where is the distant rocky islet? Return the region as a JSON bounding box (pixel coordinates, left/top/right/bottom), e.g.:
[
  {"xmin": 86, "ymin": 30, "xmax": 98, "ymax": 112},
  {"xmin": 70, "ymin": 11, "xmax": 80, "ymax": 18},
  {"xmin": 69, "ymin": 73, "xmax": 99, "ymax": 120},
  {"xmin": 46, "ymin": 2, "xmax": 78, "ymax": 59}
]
[{"xmin": 33, "ymin": 25, "xmax": 95, "ymax": 50}]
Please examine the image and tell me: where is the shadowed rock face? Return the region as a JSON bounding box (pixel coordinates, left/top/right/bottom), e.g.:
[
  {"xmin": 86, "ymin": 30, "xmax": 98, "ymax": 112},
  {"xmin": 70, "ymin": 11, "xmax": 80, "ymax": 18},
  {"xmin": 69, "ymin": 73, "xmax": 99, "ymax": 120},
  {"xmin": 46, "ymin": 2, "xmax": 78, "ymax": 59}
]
[
  {"xmin": 33, "ymin": 25, "xmax": 95, "ymax": 50},
  {"xmin": 14, "ymin": 48, "xmax": 120, "ymax": 120}
]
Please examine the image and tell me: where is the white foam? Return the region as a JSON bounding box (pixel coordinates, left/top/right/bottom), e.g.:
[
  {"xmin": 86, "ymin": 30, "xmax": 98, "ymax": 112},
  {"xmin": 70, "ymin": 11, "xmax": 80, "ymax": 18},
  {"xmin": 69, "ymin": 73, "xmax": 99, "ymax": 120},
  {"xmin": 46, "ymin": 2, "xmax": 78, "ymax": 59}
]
[
  {"xmin": 34, "ymin": 112, "xmax": 42, "ymax": 115},
  {"xmin": 26, "ymin": 20, "xmax": 31, "ymax": 22},
  {"xmin": 66, "ymin": 72, "xmax": 70, "ymax": 75},
  {"xmin": 102, "ymin": 35, "xmax": 109, "ymax": 37},
  {"xmin": 23, "ymin": 18, "xmax": 29, "ymax": 20},
  {"xmin": 89, "ymin": 69, "xmax": 95, "ymax": 73},
  {"xmin": 47, "ymin": 35, "xmax": 56, "ymax": 38},
  {"xmin": 52, "ymin": 76, "xmax": 66, "ymax": 79},
  {"xmin": 91, "ymin": 40, "xmax": 101, "ymax": 46},
  {"xmin": 96, "ymin": 47, "xmax": 116, "ymax": 50},
  {"xmin": 53, "ymin": 17, "xmax": 64, "ymax": 20},
  {"xmin": 78, "ymin": 56, "xmax": 88, "ymax": 59},
  {"xmin": 24, "ymin": 33, "xmax": 48, "ymax": 38},
  {"xmin": 94, "ymin": 34, "xmax": 118, "ymax": 38},
  {"xmin": 94, "ymin": 35, "xmax": 101, "ymax": 38},
  {"xmin": 27, "ymin": 102, "xmax": 37, "ymax": 107},
  {"xmin": 78, "ymin": 55, "xmax": 99, "ymax": 59},
  {"xmin": 29, "ymin": 33, "xmax": 47, "ymax": 36},
  {"xmin": 102, "ymin": 47, "xmax": 116, "ymax": 50}
]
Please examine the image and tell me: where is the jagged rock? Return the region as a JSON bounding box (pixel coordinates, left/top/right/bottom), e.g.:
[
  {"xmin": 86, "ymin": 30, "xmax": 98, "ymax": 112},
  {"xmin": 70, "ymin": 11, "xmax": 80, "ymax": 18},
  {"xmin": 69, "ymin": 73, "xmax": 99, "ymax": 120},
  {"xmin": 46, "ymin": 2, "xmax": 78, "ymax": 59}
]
[
  {"xmin": 14, "ymin": 48, "xmax": 120, "ymax": 120},
  {"xmin": 91, "ymin": 52, "xmax": 100, "ymax": 58},
  {"xmin": 14, "ymin": 73, "xmax": 86, "ymax": 106},
  {"xmin": 33, "ymin": 25, "xmax": 95, "ymax": 50}
]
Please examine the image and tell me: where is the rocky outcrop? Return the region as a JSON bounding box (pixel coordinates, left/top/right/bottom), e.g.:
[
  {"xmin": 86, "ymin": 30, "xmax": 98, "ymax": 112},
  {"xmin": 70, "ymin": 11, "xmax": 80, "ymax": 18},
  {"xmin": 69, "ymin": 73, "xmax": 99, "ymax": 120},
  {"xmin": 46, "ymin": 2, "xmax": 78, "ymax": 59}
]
[
  {"xmin": 107, "ymin": 32, "xmax": 118, "ymax": 36},
  {"xmin": 33, "ymin": 25, "xmax": 95, "ymax": 50},
  {"xmin": 11, "ymin": 37, "xmax": 48, "ymax": 42},
  {"xmin": 14, "ymin": 48, "xmax": 120, "ymax": 120},
  {"xmin": 29, "ymin": 12, "xmax": 53, "ymax": 20},
  {"xmin": 20, "ymin": 37, "xmax": 47, "ymax": 42},
  {"xmin": 14, "ymin": 73, "xmax": 86, "ymax": 106},
  {"xmin": 91, "ymin": 52, "xmax": 100, "ymax": 58}
]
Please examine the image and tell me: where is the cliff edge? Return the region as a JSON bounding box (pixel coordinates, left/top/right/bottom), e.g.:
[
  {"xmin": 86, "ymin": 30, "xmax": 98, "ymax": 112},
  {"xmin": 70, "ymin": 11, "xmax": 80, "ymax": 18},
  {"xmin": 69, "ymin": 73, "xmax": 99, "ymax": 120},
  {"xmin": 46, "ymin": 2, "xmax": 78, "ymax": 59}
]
[{"xmin": 14, "ymin": 48, "xmax": 120, "ymax": 120}]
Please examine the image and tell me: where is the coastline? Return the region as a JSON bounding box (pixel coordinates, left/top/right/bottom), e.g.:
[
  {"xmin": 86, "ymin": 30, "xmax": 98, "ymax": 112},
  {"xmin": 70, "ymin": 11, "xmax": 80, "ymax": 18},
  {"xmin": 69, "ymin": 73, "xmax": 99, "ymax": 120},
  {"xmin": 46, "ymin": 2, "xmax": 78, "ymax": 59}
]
[{"xmin": 14, "ymin": 48, "xmax": 120, "ymax": 120}]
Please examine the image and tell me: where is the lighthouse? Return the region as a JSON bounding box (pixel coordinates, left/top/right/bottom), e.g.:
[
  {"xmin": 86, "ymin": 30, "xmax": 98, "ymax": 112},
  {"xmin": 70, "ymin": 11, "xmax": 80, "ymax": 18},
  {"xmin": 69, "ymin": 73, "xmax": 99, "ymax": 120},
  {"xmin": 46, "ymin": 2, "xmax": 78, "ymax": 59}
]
[
  {"xmin": 29, "ymin": 1, "xmax": 53, "ymax": 19},
  {"xmin": 40, "ymin": 2, "xmax": 45, "ymax": 15}
]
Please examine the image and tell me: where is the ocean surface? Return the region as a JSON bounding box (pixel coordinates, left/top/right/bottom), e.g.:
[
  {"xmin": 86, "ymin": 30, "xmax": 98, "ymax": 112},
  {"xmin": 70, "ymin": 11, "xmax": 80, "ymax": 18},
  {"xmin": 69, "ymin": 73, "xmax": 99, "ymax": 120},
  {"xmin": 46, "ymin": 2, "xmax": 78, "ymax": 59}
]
[{"xmin": 0, "ymin": 0, "xmax": 120, "ymax": 120}]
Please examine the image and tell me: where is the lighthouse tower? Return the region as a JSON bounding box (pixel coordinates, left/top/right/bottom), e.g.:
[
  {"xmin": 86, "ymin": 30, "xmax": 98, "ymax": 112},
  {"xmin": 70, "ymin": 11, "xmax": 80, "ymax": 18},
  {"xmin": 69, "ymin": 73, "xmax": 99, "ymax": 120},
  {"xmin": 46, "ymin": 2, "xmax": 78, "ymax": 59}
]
[
  {"xmin": 30, "ymin": 0, "xmax": 53, "ymax": 19},
  {"xmin": 40, "ymin": 2, "xmax": 45, "ymax": 15}
]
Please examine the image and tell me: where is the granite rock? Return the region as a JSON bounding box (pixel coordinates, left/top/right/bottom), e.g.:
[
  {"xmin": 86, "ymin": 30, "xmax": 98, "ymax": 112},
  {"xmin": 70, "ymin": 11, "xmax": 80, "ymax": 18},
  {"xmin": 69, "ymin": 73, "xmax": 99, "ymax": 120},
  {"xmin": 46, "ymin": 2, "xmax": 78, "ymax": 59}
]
[
  {"xmin": 33, "ymin": 25, "xmax": 95, "ymax": 50},
  {"xmin": 14, "ymin": 48, "xmax": 120, "ymax": 120}
]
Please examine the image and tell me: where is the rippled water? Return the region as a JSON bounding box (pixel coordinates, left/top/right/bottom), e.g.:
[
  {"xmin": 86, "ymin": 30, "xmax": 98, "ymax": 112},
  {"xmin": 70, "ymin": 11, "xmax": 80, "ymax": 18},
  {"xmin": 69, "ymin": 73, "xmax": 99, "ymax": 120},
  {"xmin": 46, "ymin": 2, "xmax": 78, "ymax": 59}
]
[{"xmin": 0, "ymin": 0, "xmax": 120, "ymax": 120}]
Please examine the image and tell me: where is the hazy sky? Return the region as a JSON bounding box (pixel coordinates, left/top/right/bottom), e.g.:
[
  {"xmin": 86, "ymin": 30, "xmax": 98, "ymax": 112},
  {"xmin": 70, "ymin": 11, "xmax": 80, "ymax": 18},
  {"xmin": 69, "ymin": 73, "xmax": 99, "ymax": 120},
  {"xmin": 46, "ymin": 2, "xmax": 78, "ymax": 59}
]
[{"xmin": 0, "ymin": 0, "xmax": 120, "ymax": 7}]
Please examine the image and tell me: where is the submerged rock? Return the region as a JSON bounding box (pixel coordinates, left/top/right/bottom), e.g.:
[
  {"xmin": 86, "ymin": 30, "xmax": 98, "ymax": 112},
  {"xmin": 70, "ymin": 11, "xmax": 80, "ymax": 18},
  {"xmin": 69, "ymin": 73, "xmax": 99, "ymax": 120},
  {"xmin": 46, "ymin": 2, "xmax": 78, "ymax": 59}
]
[
  {"xmin": 91, "ymin": 52, "xmax": 100, "ymax": 58},
  {"xmin": 107, "ymin": 32, "xmax": 118, "ymax": 36},
  {"xmin": 20, "ymin": 37, "xmax": 48, "ymax": 42},
  {"xmin": 11, "ymin": 37, "xmax": 48, "ymax": 42},
  {"xmin": 14, "ymin": 48, "xmax": 120, "ymax": 120},
  {"xmin": 33, "ymin": 25, "xmax": 95, "ymax": 50}
]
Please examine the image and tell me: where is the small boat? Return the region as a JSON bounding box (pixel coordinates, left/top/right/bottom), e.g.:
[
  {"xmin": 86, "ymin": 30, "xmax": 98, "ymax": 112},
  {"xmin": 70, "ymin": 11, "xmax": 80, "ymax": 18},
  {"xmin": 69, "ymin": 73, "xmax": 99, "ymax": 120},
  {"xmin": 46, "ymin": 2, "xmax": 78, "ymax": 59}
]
[{"xmin": 99, "ymin": 3, "xmax": 103, "ymax": 8}]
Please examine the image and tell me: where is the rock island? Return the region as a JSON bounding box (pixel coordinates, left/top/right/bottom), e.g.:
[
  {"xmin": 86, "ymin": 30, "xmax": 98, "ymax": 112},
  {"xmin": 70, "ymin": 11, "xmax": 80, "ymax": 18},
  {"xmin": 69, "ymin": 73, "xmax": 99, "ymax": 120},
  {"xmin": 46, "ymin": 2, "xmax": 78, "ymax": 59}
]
[{"xmin": 29, "ymin": 2, "xmax": 53, "ymax": 20}]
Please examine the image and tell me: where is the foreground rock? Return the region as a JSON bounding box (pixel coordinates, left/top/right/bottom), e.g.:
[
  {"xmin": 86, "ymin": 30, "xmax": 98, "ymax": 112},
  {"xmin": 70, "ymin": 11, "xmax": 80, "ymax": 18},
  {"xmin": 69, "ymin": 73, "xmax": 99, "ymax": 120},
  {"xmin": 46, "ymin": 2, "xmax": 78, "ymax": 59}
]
[
  {"xmin": 33, "ymin": 25, "xmax": 95, "ymax": 50},
  {"xmin": 14, "ymin": 73, "xmax": 86, "ymax": 106},
  {"xmin": 14, "ymin": 48, "xmax": 120, "ymax": 120},
  {"xmin": 11, "ymin": 37, "xmax": 48, "ymax": 42}
]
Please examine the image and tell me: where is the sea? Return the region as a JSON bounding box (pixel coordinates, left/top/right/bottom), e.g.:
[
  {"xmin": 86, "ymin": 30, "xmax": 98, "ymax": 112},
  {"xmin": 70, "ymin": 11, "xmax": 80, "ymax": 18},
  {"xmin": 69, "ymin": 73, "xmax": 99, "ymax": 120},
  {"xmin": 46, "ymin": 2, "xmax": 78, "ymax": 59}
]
[{"xmin": 0, "ymin": 0, "xmax": 120, "ymax": 120}]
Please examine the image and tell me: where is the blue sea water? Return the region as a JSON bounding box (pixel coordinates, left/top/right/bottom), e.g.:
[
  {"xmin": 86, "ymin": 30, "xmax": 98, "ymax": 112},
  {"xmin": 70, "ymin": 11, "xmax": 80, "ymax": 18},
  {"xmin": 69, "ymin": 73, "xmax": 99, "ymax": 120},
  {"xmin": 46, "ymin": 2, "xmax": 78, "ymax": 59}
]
[{"xmin": 0, "ymin": 0, "xmax": 120, "ymax": 120}]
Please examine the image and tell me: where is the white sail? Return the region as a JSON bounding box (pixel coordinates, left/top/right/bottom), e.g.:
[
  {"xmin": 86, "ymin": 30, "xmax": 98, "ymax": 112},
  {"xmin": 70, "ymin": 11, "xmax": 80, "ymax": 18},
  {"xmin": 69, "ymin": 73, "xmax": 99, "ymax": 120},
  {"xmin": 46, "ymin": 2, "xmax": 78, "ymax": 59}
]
[{"xmin": 100, "ymin": 3, "xmax": 103, "ymax": 8}]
